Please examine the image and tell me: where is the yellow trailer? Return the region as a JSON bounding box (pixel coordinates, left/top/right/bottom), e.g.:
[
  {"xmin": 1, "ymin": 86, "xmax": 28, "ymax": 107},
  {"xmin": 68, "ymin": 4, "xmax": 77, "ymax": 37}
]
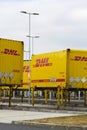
[
  {"xmin": 0, "ymin": 38, "xmax": 24, "ymax": 87},
  {"xmin": 31, "ymin": 49, "xmax": 87, "ymax": 89},
  {"xmin": 30, "ymin": 49, "xmax": 87, "ymax": 107},
  {"xmin": 18, "ymin": 60, "xmax": 29, "ymax": 90}
]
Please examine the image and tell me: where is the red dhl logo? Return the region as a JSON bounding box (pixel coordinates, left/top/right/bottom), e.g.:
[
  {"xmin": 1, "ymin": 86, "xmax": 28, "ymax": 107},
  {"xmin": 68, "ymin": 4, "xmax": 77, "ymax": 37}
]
[
  {"xmin": 23, "ymin": 66, "xmax": 30, "ymax": 72},
  {"xmin": 33, "ymin": 58, "xmax": 52, "ymax": 67},
  {"xmin": 1, "ymin": 49, "xmax": 20, "ymax": 56},
  {"xmin": 71, "ymin": 56, "xmax": 87, "ymax": 61}
]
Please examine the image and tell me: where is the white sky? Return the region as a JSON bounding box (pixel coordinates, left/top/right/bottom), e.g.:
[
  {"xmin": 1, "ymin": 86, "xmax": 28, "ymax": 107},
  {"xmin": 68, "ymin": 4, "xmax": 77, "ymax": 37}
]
[{"xmin": 0, "ymin": 0, "xmax": 87, "ymax": 59}]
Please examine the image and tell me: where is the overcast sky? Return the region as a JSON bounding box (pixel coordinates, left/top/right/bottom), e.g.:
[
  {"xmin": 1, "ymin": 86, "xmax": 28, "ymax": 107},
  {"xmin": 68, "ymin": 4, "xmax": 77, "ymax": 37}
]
[{"xmin": 0, "ymin": 0, "xmax": 87, "ymax": 59}]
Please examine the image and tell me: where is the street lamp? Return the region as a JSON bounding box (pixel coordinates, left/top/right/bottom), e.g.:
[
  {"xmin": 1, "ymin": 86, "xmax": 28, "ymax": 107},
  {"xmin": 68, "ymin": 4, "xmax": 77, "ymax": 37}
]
[
  {"xmin": 26, "ymin": 36, "xmax": 40, "ymax": 55},
  {"xmin": 20, "ymin": 11, "xmax": 39, "ymax": 104},
  {"xmin": 24, "ymin": 50, "xmax": 29, "ymax": 60},
  {"xmin": 20, "ymin": 11, "xmax": 39, "ymax": 59}
]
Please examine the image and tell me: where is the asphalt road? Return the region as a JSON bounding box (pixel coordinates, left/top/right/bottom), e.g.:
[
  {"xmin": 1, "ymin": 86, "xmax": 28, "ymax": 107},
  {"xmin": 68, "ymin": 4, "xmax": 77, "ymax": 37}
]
[{"xmin": 0, "ymin": 123, "xmax": 59, "ymax": 130}]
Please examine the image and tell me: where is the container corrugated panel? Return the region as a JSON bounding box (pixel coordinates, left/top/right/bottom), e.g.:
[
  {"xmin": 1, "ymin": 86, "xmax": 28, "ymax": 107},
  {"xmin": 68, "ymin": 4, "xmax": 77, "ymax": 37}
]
[
  {"xmin": 67, "ymin": 49, "xmax": 87, "ymax": 88},
  {"xmin": 0, "ymin": 38, "xmax": 24, "ymax": 86},
  {"xmin": 31, "ymin": 49, "xmax": 87, "ymax": 89},
  {"xmin": 18, "ymin": 60, "xmax": 29, "ymax": 90},
  {"xmin": 31, "ymin": 50, "xmax": 67, "ymax": 88}
]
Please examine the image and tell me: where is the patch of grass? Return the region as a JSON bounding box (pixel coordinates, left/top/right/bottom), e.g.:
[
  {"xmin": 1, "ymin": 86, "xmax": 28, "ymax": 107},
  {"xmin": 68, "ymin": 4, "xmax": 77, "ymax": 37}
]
[{"xmin": 27, "ymin": 115, "xmax": 87, "ymax": 126}]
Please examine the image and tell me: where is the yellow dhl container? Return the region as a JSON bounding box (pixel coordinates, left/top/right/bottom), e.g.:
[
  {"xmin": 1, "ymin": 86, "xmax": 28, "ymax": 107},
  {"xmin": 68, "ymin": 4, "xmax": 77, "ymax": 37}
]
[
  {"xmin": 18, "ymin": 60, "xmax": 29, "ymax": 90},
  {"xmin": 31, "ymin": 49, "xmax": 87, "ymax": 89},
  {"xmin": 0, "ymin": 38, "xmax": 24, "ymax": 87}
]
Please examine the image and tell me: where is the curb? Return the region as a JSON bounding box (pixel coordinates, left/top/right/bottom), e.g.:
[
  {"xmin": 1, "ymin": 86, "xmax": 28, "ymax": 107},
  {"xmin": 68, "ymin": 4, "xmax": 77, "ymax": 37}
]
[{"xmin": 12, "ymin": 121, "xmax": 87, "ymax": 130}]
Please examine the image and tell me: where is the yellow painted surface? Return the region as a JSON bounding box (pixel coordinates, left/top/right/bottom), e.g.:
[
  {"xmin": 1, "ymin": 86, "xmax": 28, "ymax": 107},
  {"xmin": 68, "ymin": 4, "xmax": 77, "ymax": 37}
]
[
  {"xmin": 0, "ymin": 38, "xmax": 24, "ymax": 86},
  {"xmin": 67, "ymin": 49, "xmax": 87, "ymax": 88},
  {"xmin": 18, "ymin": 60, "xmax": 29, "ymax": 90},
  {"xmin": 31, "ymin": 50, "xmax": 67, "ymax": 88},
  {"xmin": 31, "ymin": 49, "xmax": 87, "ymax": 89}
]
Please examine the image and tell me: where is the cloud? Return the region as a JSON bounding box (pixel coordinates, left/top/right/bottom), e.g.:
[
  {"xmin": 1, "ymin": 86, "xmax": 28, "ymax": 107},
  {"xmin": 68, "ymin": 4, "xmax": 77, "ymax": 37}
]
[{"xmin": 0, "ymin": 0, "xmax": 87, "ymax": 59}]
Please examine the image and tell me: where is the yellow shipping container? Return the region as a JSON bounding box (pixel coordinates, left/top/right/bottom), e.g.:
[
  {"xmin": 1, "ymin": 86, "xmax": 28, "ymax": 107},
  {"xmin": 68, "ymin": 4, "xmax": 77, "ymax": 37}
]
[
  {"xmin": 18, "ymin": 60, "xmax": 29, "ymax": 90},
  {"xmin": 0, "ymin": 38, "xmax": 24, "ymax": 87},
  {"xmin": 31, "ymin": 49, "xmax": 87, "ymax": 89}
]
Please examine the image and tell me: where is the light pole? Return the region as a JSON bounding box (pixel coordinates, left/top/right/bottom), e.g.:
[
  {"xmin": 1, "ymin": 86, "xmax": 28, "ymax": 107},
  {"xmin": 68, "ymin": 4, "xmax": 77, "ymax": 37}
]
[
  {"xmin": 20, "ymin": 11, "xmax": 39, "ymax": 104},
  {"xmin": 24, "ymin": 50, "xmax": 29, "ymax": 60},
  {"xmin": 27, "ymin": 36, "xmax": 39, "ymax": 55}
]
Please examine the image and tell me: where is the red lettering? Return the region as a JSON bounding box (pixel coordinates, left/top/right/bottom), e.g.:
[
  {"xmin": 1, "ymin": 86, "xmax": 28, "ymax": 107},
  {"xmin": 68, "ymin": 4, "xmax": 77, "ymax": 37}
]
[
  {"xmin": 72, "ymin": 56, "xmax": 87, "ymax": 61},
  {"xmin": 45, "ymin": 58, "xmax": 49, "ymax": 63},
  {"xmin": 3, "ymin": 48, "xmax": 19, "ymax": 56},
  {"xmin": 81, "ymin": 57, "xmax": 87, "ymax": 61},
  {"xmin": 23, "ymin": 66, "xmax": 29, "ymax": 72},
  {"xmin": 33, "ymin": 58, "xmax": 52, "ymax": 67},
  {"xmin": 4, "ymin": 49, "xmax": 9, "ymax": 54},
  {"xmin": 40, "ymin": 58, "xmax": 44, "ymax": 63},
  {"xmin": 41, "ymin": 58, "xmax": 48, "ymax": 63},
  {"xmin": 9, "ymin": 50, "xmax": 13, "ymax": 55},
  {"xmin": 36, "ymin": 59, "xmax": 40, "ymax": 64},
  {"xmin": 14, "ymin": 50, "xmax": 17, "ymax": 55},
  {"xmin": 74, "ymin": 56, "xmax": 81, "ymax": 61}
]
